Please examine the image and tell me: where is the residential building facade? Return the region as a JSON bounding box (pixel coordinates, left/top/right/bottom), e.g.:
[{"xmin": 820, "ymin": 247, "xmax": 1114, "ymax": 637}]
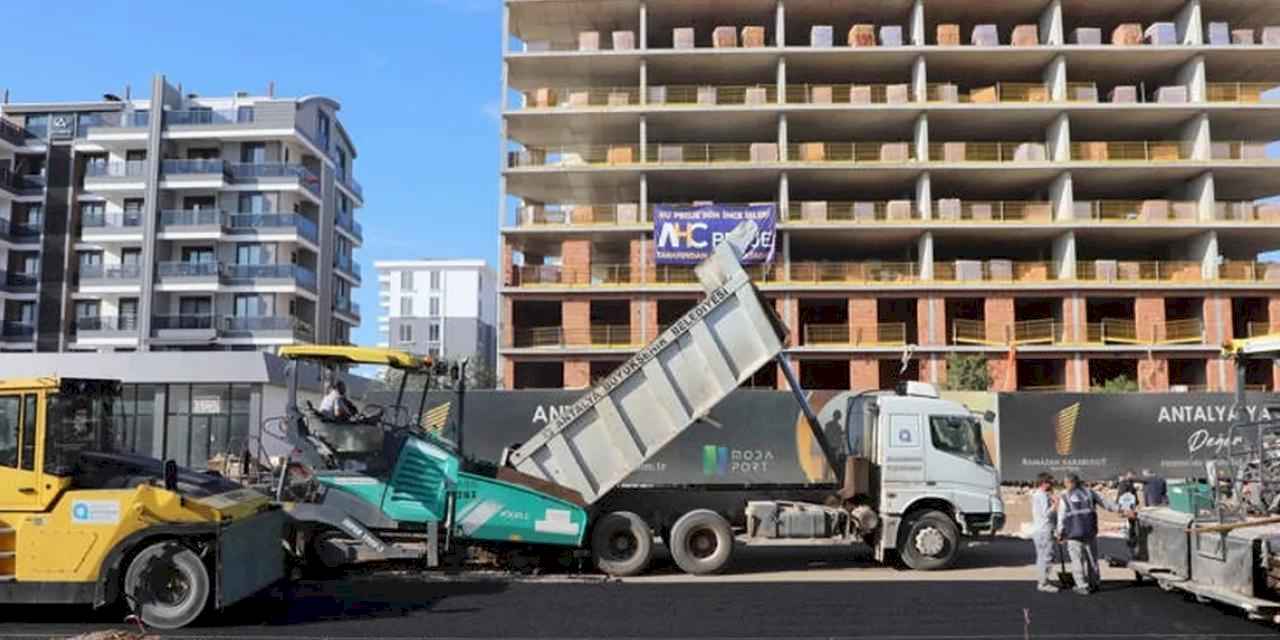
[
  {"xmin": 0, "ymin": 74, "xmax": 363, "ymax": 352},
  {"xmin": 376, "ymin": 259, "xmax": 497, "ymax": 370},
  {"xmin": 499, "ymin": 0, "xmax": 1280, "ymax": 392}
]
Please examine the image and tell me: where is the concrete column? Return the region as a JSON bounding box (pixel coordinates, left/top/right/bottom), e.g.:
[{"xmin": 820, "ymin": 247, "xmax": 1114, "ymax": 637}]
[
  {"xmin": 918, "ymin": 297, "xmax": 945, "ymax": 345},
  {"xmin": 912, "ymin": 55, "xmax": 928, "ymax": 103},
  {"xmin": 1204, "ymin": 293, "xmax": 1232, "ymax": 344},
  {"xmin": 776, "ymin": 0, "xmax": 786, "ymax": 47},
  {"xmin": 1189, "ymin": 229, "xmax": 1219, "ymax": 280},
  {"xmin": 1049, "ymin": 171, "xmax": 1075, "ymax": 221},
  {"xmin": 1061, "ymin": 294, "xmax": 1083, "ymax": 343},
  {"xmin": 1044, "ymin": 55, "xmax": 1068, "ymax": 102},
  {"xmin": 1176, "ymin": 0, "xmax": 1204, "ymax": 46},
  {"xmin": 918, "ymin": 232, "xmax": 934, "ymax": 280},
  {"xmin": 779, "ymin": 171, "xmax": 790, "ymax": 222},
  {"xmin": 1052, "ymin": 230, "xmax": 1076, "ymax": 280},
  {"xmin": 1046, "ymin": 113, "xmax": 1071, "ymax": 161},
  {"xmin": 1186, "ymin": 171, "xmax": 1216, "ymax": 222},
  {"xmin": 778, "ymin": 113, "xmax": 789, "ymax": 160},
  {"xmin": 639, "ymin": 173, "xmax": 649, "ymax": 224},
  {"xmin": 910, "ymin": 0, "xmax": 926, "ymax": 46},
  {"xmin": 639, "ymin": 60, "xmax": 648, "ymax": 105},
  {"xmin": 1039, "ymin": 0, "xmax": 1065, "ymax": 45},
  {"xmin": 1182, "ymin": 112, "xmax": 1212, "ymax": 161},
  {"xmin": 852, "ymin": 358, "xmax": 879, "ymax": 391},
  {"xmin": 1135, "ymin": 295, "xmax": 1166, "ymax": 344},
  {"xmin": 988, "ymin": 356, "xmax": 1016, "ymax": 391},
  {"xmin": 1177, "ymin": 55, "xmax": 1208, "ymax": 103},
  {"xmin": 782, "ymin": 229, "xmax": 792, "ymax": 281},
  {"xmin": 777, "ymin": 57, "xmax": 787, "ymax": 105},
  {"xmin": 1065, "ymin": 355, "xmax": 1089, "ymax": 392},
  {"xmin": 986, "ymin": 297, "xmax": 1015, "ymax": 344},
  {"xmin": 913, "ymin": 114, "xmax": 930, "ymax": 163},
  {"xmin": 639, "ymin": 116, "xmax": 648, "ymax": 162},
  {"xmin": 562, "ymin": 238, "xmax": 591, "ymax": 283},
  {"xmin": 916, "ymin": 172, "xmax": 933, "ymax": 219},
  {"xmin": 639, "ymin": 1, "xmax": 647, "ymax": 51}
]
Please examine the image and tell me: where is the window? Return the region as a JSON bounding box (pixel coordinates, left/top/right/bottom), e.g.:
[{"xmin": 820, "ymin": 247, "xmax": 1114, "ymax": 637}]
[
  {"xmin": 429, "ymin": 297, "xmax": 440, "ymax": 316},
  {"xmin": 20, "ymin": 395, "xmax": 35, "ymax": 470},
  {"xmin": 184, "ymin": 196, "xmax": 216, "ymax": 211},
  {"xmin": 80, "ymin": 202, "xmax": 105, "ymax": 226},
  {"xmin": 0, "ymin": 395, "xmax": 19, "ymax": 468},
  {"xmin": 428, "ymin": 321, "xmax": 441, "ymax": 342},
  {"xmin": 240, "ymin": 142, "xmax": 266, "ymax": 164},
  {"xmin": 400, "ymin": 297, "xmax": 413, "ymax": 316},
  {"xmin": 928, "ymin": 415, "xmax": 990, "ymax": 465},
  {"xmin": 24, "ymin": 204, "xmax": 43, "ymax": 225},
  {"xmin": 25, "ymin": 114, "xmax": 49, "ymax": 139},
  {"xmin": 181, "ymin": 247, "xmax": 215, "ymax": 264},
  {"xmin": 236, "ymin": 244, "xmax": 273, "ymax": 265},
  {"xmin": 430, "ymin": 271, "xmax": 441, "ymax": 291},
  {"xmin": 317, "ymin": 112, "xmax": 331, "ymax": 151},
  {"xmin": 234, "ymin": 294, "xmax": 271, "ymax": 317},
  {"xmin": 123, "ymin": 199, "xmax": 143, "ymax": 225},
  {"xmin": 126, "ymin": 149, "xmax": 147, "ymax": 162},
  {"xmin": 78, "ymin": 251, "xmax": 103, "ymax": 268},
  {"xmin": 74, "ymin": 300, "xmax": 100, "ymax": 320},
  {"xmin": 379, "ymin": 281, "xmax": 390, "ymax": 292},
  {"xmin": 238, "ymin": 193, "xmax": 268, "ymax": 214},
  {"xmin": 179, "ymin": 297, "xmax": 213, "ymax": 317},
  {"xmin": 186, "ymin": 148, "xmax": 220, "ymax": 160},
  {"xmin": 401, "ymin": 271, "xmax": 414, "ymax": 291},
  {"xmin": 398, "ymin": 324, "xmax": 413, "ymax": 343},
  {"xmin": 336, "ymin": 147, "xmax": 348, "ymax": 180},
  {"xmin": 119, "ymin": 299, "xmax": 139, "ymax": 328},
  {"xmin": 121, "ymin": 248, "xmax": 142, "ymax": 266}
]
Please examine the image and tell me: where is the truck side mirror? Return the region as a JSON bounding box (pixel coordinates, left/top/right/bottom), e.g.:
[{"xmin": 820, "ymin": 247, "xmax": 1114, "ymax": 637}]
[
  {"xmin": 163, "ymin": 459, "xmax": 178, "ymax": 491},
  {"xmin": 450, "ymin": 364, "xmax": 460, "ymax": 381},
  {"xmin": 983, "ymin": 410, "xmax": 996, "ymax": 423}
]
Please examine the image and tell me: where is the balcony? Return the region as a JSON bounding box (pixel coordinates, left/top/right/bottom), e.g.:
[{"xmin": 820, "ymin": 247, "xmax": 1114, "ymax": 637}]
[
  {"xmin": 227, "ymin": 163, "xmax": 321, "ymax": 198},
  {"xmin": 509, "ymin": 325, "xmax": 639, "ymax": 349},
  {"xmin": 1070, "ymin": 141, "xmax": 1195, "ymax": 162},
  {"xmin": 81, "ymin": 211, "xmax": 144, "ymax": 239},
  {"xmin": 790, "ymin": 142, "xmax": 917, "ymax": 163},
  {"xmin": 334, "ymin": 168, "xmax": 363, "ymax": 201},
  {"xmin": 151, "ymin": 314, "xmax": 217, "ymax": 342},
  {"xmin": 1220, "ymin": 261, "xmax": 1280, "ymax": 283},
  {"xmin": 1248, "ymin": 322, "xmax": 1276, "ymax": 338},
  {"xmin": 952, "ymin": 317, "xmax": 1206, "ymax": 347},
  {"xmin": 335, "ymin": 211, "xmax": 363, "ymax": 242},
  {"xmin": 1076, "ymin": 200, "xmax": 1197, "ymax": 223},
  {"xmin": 790, "ymin": 84, "xmax": 907, "ymax": 105},
  {"xmin": 166, "ymin": 108, "xmax": 253, "ymax": 126},
  {"xmin": 655, "ymin": 85, "xmax": 776, "ymax": 107},
  {"xmin": 934, "ymin": 261, "xmax": 1059, "ymax": 284},
  {"xmin": 1, "ymin": 321, "xmax": 34, "ymax": 343},
  {"xmin": 933, "ymin": 200, "xmax": 1053, "ymax": 223},
  {"xmin": 78, "ymin": 111, "xmax": 150, "ymax": 135},
  {"xmin": 221, "ymin": 315, "xmax": 313, "ymax": 342},
  {"xmin": 786, "ymin": 262, "xmax": 918, "ymax": 285},
  {"xmin": 334, "ymin": 253, "xmax": 362, "ymax": 281},
  {"xmin": 1211, "ymin": 141, "xmax": 1275, "ymax": 162},
  {"xmin": 78, "ymin": 263, "xmax": 142, "ymax": 287},
  {"xmin": 87, "ymin": 160, "xmax": 148, "ymax": 179},
  {"xmin": 1215, "ymin": 202, "xmax": 1280, "ymax": 223},
  {"xmin": 1076, "ymin": 261, "xmax": 1205, "ymax": 283},
  {"xmin": 75, "ymin": 315, "xmax": 139, "ymax": 339},
  {"xmin": 927, "ymin": 142, "xmax": 1046, "ymax": 162},
  {"xmin": 223, "ymin": 264, "xmax": 318, "ymax": 292},
  {"xmin": 1205, "ymin": 84, "xmax": 1280, "ymax": 104},
  {"xmin": 227, "ymin": 213, "xmax": 320, "ymax": 244},
  {"xmin": 160, "ymin": 158, "xmax": 227, "ymax": 180},
  {"xmin": 0, "ymin": 217, "xmax": 41, "ymax": 243},
  {"xmin": 522, "ymin": 86, "xmax": 641, "ymax": 110},
  {"xmin": 787, "ymin": 201, "xmax": 918, "ymax": 223},
  {"xmin": 157, "ymin": 261, "xmax": 222, "ymax": 282},
  {"xmin": 334, "ymin": 295, "xmax": 361, "ymax": 320},
  {"xmin": 0, "ymin": 271, "xmax": 37, "ymax": 294},
  {"xmin": 517, "ymin": 203, "xmax": 646, "ymax": 227},
  {"xmin": 159, "ymin": 209, "xmax": 227, "ymax": 231},
  {"xmin": 802, "ymin": 323, "xmax": 907, "ymax": 347}
]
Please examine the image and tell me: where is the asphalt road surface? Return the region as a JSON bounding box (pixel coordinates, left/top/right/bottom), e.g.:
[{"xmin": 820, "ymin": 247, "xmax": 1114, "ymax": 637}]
[{"xmin": 3, "ymin": 539, "xmax": 1276, "ymax": 639}]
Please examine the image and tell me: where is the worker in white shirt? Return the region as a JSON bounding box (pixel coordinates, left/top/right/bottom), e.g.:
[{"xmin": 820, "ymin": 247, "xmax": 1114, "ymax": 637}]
[
  {"xmin": 319, "ymin": 380, "xmax": 357, "ymax": 422},
  {"xmin": 1030, "ymin": 472, "xmax": 1060, "ymax": 592}
]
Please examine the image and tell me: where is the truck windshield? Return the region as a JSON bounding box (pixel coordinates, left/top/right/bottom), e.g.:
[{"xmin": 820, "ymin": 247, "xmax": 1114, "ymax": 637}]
[
  {"xmin": 44, "ymin": 389, "xmax": 117, "ymax": 476},
  {"xmin": 929, "ymin": 415, "xmax": 991, "ymax": 466}
]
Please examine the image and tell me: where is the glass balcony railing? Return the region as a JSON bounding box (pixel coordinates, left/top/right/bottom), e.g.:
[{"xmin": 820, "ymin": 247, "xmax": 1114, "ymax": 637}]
[
  {"xmin": 334, "ymin": 296, "xmax": 361, "ymax": 318},
  {"xmin": 153, "ymin": 315, "xmax": 216, "ymax": 331},
  {"xmin": 157, "ymin": 261, "xmax": 222, "ymax": 278},
  {"xmin": 86, "ymin": 161, "xmax": 148, "ymax": 178},
  {"xmin": 223, "ymin": 315, "xmax": 313, "ymax": 339},
  {"xmin": 166, "ymin": 108, "xmax": 254, "ymax": 126},
  {"xmin": 82, "ymin": 211, "xmax": 143, "ymax": 229},
  {"xmin": 228, "ymin": 163, "xmax": 321, "ymax": 196},
  {"xmin": 75, "ymin": 315, "xmax": 139, "ymax": 333},
  {"xmin": 0, "ymin": 216, "xmax": 41, "ymax": 239},
  {"xmin": 336, "ymin": 211, "xmax": 363, "ymax": 240},
  {"xmin": 160, "ymin": 209, "xmax": 227, "ymax": 227},
  {"xmin": 334, "ymin": 253, "xmax": 361, "ymax": 279},
  {"xmin": 1, "ymin": 321, "xmax": 34, "ymax": 339},
  {"xmin": 228, "ymin": 213, "xmax": 319, "ymax": 243},
  {"xmin": 2, "ymin": 271, "xmax": 38, "ymax": 291},
  {"xmin": 79, "ymin": 264, "xmax": 142, "ymax": 281},
  {"xmin": 160, "ymin": 159, "xmax": 227, "ymax": 176}
]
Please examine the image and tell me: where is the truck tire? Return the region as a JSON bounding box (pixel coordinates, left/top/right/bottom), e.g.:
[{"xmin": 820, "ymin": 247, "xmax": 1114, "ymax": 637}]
[
  {"xmin": 123, "ymin": 541, "xmax": 211, "ymax": 630},
  {"xmin": 669, "ymin": 510, "xmax": 734, "ymax": 576},
  {"xmin": 591, "ymin": 511, "xmax": 653, "ymax": 577},
  {"xmin": 898, "ymin": 510, "xmax": 960, "ymax": 571}
]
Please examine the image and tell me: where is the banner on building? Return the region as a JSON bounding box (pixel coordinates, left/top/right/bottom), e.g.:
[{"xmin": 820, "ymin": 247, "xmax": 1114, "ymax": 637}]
[
  {"xmin": 997, "ymin": 392, "xmax": 1280, "ymax": 482},
  {"xmin": 652, "ymin": 203, "xmax": 776, "ymax": 265}
]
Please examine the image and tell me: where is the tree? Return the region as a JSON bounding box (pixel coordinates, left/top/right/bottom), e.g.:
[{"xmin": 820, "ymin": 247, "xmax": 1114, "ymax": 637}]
[
  {"xmin": 944, "ymin": 353, "xmax": 991, "ymax": 391},
  {"xmin": 1093, "ymin": 374, "xmax": 1138, "ymax": 393},
  {"xmin": 379, "ymin": 356, "xmax": 495, "ymax": 391}
]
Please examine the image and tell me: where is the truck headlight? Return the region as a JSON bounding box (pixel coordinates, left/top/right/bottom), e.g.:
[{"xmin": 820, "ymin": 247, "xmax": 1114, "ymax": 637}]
[{"xmin": 990, "ymin": 495, "xmax": 1004, "ymax": 514}]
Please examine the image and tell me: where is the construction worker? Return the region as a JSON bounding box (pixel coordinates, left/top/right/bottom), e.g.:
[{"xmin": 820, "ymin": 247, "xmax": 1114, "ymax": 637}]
[
  {"xmin": 1030, "ymin": 472, "xmax": 1059, "ymax": 592},
  {"xmin": 1142, "ymin": 469, "xmax": 1168, "ymax": 506},
  {"xmin": 1056, "ymin": 473, "xmax": 1122, "ymax": 595}
]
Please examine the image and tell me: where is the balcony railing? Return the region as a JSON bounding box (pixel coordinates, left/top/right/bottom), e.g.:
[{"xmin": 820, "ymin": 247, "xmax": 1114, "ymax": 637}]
[
  {"xmin": 222, "ymin": 264, "xmax": 318, "ymax": 291},
  {"xmin": 336, "ymin": 211, "xmax": 363, "ymax": 240},
  {"xmin": 1248, "ymin": 321, "xmax": 1275, "ymax": 338},
  {"xmin": 79, "ymin": 263, "xmax": 142, "ymax": 281},
  {"xmin": 524, "ymin": 86, "xmax": 641, "ymax": 109},
  {"xmin": 166, "ymin": 108, "xmax": 254, "ymax": 126},
  {"xmin": 160, "ymin": 159, "xmax": 227, "ymax": 176},
  {"xmin": 508, "ymin": 326, "xmax": 639, "ymax": 349},
  {"xmin": 1070, "ymin": 141, "xmax": 1195, "ymax": 162},
  {"xmin": 334, "ymin": 253, "xmax": 362, "ymax": 279},
  {"xmin": 803, "ymin": 323, "xmax": 907, "ymax": 346},
  {"xmin": 1214, "ymin": 202, "xmax": 1280, "ymax": 222},
  {"xmin": 228, "ymin": 214, "xmax": 320, "ymax": 243},
  {"xmin": 518, "ymin": 203, "xmax": 646, "ymax": 226},
  {"xmin": 926, "ymin": 83, "xmax": 1054, "ymax": 104},
  {"xmin": 160, "ymin": 209, "xmax": 227, "ymax": 227},
  {"xmin": 789, "ymin": 142, "xmax": 916, "ymax": 163},
  {"xmin": 82, "ymin": 211, "xmax": 144, "ymax": 229},
  {"xmin": 86, "ymin": 160, "xmax": 148, "ymax": 178},
  {"xmin": 655, "ymin": 85, "xmax": 777, "ymax": 106},
  {"xmin": 1, "ymin": 271, "xmax": 38, "ymax": 291},
  {"xmin": 0, "ymin": 217, "xmax": 42, "ymax": 240},
  {"xmin": 788, "ymin": 84, "xmax": 908, "ymax": 105},
  {"xmin": 927, "ymin": 141, "xmax": 1047, "ymax": 162},
  {"xmin": 1205, "ymin": 83, "xmax": 1280, "ymax": 103},
  {"xmin": 0, "ymin": 118, "xmax": 28, "ymax": 146},
  {"xmin": 788, "ymin": 201, "xmax": 918, "ymax": 223},
  {"xmin": 153, "ymin": 315, "xmax": 216, "ymax": 331},
  {"xmin": 75, "ymin": 315, "xmax": 139, "ymax": 333},
  {"xmin": 157, "ymin": 261, "xmax": 222, "ymax": 278},
  {"xmin": 1077, "ymin": 200, "xmax": 1198, "ymax": 223},
  {"xmin": 334, "ymin": 296, "xmax": 361, "ymax": 318},
  {"xmin": 787, "ymin": 262, "xmax": 918, "ymax": 284},
  {"xmin": 934, "ymin": 261, "xmax": 1058, "ymax": 283},
  {"xmin": 228, "ymin": 163, "xmax": 322, "ymax": 196},
  {"xmin": 1076, "ymin": 260, "xmax": 1204, "ymax": 283},
  {"xmin": 933, "ymin": 200, "xmax": 1053, "ymax": 223},
  {"xmin": 222, "ymin": 315, "xmax": 313, "ymax": 339},
  {"xmin": 1220, "ymin": 261, "xmax": 1280, "ymax": 282},
  {"xmin": 1, "ymin": 321, "xmax": 34, "ymax": 339},
  {"xmin": 954, "ymin": 317, "xmax": 1205, "ymax": 347},
  {"xmin": 1211, "ymin": 141, "xmax": 1274, "ymax": 161}
]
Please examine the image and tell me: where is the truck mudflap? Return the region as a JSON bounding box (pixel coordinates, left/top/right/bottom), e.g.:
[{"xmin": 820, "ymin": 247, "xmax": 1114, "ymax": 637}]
[{"xmin": 216, "ymin": 508, "xmax": 286, "ymax": 609}]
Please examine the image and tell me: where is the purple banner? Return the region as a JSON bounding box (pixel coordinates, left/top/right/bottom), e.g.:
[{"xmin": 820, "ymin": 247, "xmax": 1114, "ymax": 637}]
[{"xmin": 653, "ymin": 203, "xmax": 777, "ymax": 265}]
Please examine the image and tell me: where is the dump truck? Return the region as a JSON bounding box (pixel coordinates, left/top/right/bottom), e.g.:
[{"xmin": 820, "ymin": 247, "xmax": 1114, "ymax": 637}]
[
  {"xmin": 271, "ymin": 221, "xmax": 1002, "ymax": 575},
  {"xmin": 0, "ymin": 377, "xmax": 285, "ymax": 629},
  {"xmin": 1129, "ymin": 334, "xmax": 1280, "ymax": 624}
]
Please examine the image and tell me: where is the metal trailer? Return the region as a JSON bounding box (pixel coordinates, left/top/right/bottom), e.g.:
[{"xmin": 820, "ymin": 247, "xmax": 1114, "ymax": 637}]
[{"xmin": 1129, "ymin": 334, "xmax": 1280, "ymax": 624}]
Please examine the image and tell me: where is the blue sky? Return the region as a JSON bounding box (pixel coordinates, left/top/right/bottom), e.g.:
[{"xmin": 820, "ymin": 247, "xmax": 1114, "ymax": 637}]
[{"xmin": 0, "ymin": 0, "xmax": 501, "ymax": 347}]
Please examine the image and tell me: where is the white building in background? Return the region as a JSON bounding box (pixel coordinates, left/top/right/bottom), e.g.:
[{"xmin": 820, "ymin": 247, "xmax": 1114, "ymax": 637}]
[{"xmin": 376, "ymin": 259, "xmax": 496, "ymax": 369}]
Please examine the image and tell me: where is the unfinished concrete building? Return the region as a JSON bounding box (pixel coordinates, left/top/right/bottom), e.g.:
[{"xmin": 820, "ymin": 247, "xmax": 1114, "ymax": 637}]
[{"xmin": 499, "ymin": 0, "xmax": 1280, "ymax": 392}]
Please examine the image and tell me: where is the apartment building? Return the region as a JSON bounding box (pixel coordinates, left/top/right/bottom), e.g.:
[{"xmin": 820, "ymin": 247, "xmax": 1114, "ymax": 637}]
[
  {"xmin": 376, "ymin": 259, "xmax": 497, "ymax": 369},
  {"xmin": 0, "ymin": 74, "xmax": 363, "ymax": 353},
  {"xmin": 499, "ymin": 0, "xmax": 1280, "ymax": 392}
]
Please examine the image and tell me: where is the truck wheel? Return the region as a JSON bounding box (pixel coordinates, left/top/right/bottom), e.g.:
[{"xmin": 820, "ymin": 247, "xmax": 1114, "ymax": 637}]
[
  {"xmin": 669, "ymin": 510, "xmax": 734, "ymax": 576},
  {"xmin": 591, "ymin": 511, "xmax": 653, "ymax": 577},
  {"xmin": 898, "ymin": 510, "xmax": 960, "ymax": 571},
  {"xmin": 123, "ymin": 541, "xmax": 210, "ymax": 630}
]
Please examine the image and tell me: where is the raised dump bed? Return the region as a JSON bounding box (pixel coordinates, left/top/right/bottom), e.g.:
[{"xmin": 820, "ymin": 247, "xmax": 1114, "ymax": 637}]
[{"xmin": 508, "ymin": 222, "xmax": 786, "ymax": 504}]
